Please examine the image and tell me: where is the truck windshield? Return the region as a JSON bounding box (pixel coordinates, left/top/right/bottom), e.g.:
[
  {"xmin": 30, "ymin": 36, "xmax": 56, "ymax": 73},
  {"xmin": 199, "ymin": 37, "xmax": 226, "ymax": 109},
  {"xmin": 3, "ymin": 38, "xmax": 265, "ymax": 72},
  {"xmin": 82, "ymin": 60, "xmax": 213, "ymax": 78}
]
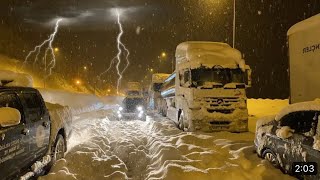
[
  {"xmin": 127, "ymin": 91, "xmax": 141, "ymax": 96},
  {"xmin": 191, "ymin": 68, "xmax": 245, "ymax": 87}
]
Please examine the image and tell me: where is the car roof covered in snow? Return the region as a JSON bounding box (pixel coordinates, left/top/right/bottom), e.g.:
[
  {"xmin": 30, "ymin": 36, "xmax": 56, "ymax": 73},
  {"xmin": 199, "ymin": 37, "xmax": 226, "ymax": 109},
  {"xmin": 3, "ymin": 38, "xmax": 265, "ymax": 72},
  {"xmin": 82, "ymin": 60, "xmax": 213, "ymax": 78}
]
[
  {"xmin": 0, "ymin": 86, "xmax": 37, "ymax": 92},
  {"xmin": 275, "ymin": 100, "xmax": 320, "ymax": 121},
  {"xmin": 287, "ymin": 13, "xmax": 320, "ymax": 36}
]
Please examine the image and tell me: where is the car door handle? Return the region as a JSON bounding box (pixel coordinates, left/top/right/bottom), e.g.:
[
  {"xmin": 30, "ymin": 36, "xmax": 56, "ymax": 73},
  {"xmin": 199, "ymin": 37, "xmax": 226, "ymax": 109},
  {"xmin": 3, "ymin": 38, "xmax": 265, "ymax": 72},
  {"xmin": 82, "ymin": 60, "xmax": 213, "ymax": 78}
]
[
  {"xmin": 42, "ymin": 121, "xmax": 49, "ymax": 128},
  {"xmin": 21, "ymin": 128, "xmax": 30, "ymax": 136}
]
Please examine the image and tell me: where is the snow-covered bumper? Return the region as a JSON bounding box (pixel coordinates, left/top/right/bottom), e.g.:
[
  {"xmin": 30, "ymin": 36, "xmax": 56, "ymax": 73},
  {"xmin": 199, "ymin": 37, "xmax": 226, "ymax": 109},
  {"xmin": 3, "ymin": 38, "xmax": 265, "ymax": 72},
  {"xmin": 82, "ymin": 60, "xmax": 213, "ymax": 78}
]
[{"xmin": 189, "ymin": 108, "xmax": 248, "ymax": 132}]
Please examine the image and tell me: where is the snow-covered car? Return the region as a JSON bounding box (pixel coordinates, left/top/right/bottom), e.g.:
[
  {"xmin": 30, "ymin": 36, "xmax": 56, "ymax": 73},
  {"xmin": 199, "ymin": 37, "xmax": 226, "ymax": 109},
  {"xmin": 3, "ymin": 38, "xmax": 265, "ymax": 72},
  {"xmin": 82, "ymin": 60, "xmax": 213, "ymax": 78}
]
[
  {"xmin": 117, "ymin": 97, "xmax": 146, "ymax": 121},
  {"xmin": 255, "ymin": 101, "xmax": 320, "ymax": 179},
  {"xmin": 0, "ymin": 86, "xmax": 67, "ymax": 180}
]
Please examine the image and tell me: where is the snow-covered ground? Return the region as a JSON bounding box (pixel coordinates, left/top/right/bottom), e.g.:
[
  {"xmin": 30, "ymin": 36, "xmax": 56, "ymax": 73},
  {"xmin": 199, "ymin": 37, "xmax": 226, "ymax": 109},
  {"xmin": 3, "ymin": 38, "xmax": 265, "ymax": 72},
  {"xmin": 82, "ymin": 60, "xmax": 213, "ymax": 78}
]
[{"xmin": 39, "ymin": 99, "xmax": 294, "ymax": 180}]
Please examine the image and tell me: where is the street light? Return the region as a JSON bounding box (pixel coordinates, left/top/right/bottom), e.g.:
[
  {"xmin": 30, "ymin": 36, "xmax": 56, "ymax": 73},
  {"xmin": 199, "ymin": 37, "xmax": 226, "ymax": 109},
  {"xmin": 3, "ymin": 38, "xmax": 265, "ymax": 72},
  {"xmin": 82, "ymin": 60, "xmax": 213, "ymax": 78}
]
[
  {"xmin": 84, "ymin": 66, "xmax": 87, "ymax": 70},
  {"xmin": 75, "ymin": 79, "xmax": 81, "ymax": 85},
  {"xmin": 161, "ymin": 52, "xmax": 167, "ymax": 58},
  {"xmin": 54, "ymin": 47, "xmax": 59, "ymax": 52}
]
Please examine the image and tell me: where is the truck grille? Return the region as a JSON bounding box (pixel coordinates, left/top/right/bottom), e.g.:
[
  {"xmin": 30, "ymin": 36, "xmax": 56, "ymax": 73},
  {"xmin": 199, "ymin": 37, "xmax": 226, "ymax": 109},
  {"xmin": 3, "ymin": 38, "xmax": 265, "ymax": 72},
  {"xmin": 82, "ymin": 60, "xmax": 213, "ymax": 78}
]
[
  {"xmin": 204, "ymin": 97, "xmax": 239, "ymax": 107},
  {"xmin": 207, "ymin": 109, "xmax": 234, "ymax": 114},
  {"xmin": 210, "ymin": 121, "xmax": 231, "ymax": 125}
]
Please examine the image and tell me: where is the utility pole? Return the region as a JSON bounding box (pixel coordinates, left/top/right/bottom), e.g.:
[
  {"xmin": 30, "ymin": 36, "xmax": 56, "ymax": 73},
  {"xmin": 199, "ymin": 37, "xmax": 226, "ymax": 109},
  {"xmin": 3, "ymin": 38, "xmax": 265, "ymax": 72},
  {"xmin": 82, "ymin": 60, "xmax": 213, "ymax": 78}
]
[{"xmin": 233, "ymin": 0, "xmax": 236, "ymax": 48}]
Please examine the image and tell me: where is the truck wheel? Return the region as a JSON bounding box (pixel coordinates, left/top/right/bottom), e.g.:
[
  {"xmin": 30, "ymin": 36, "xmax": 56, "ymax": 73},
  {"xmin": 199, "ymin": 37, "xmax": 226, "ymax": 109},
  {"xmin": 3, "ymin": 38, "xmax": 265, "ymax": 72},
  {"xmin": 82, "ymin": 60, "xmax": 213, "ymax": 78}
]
[
  {"xmin": 178, "ymin": 111, "xmax": 185, "ymax": 131},
  {"xmin": 262, "ymin": 149, "xmax": 279, "ymax": 168},
  {"xmin": 52, "ymin": 134, "xmax": 66, "ymax": 163}
]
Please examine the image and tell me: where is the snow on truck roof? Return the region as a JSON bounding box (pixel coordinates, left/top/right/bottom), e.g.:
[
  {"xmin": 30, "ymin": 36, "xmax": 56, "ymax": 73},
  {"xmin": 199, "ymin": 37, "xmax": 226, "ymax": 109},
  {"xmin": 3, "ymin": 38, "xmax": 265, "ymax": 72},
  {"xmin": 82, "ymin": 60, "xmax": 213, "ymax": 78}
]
[
  {"xmin": 175, "ymin": 41, "xmax": 246, "ymax": 70},
  {"xmin": 152, "ymin": 73, "xmax": 170, "ymax": 83},
  {"xmin": 275, "ymin": 100, "xmax": 320, "ymax": 121},
  {"xmin": 287, "ymin": 13, "xmax": 320, "ymax": 36}
]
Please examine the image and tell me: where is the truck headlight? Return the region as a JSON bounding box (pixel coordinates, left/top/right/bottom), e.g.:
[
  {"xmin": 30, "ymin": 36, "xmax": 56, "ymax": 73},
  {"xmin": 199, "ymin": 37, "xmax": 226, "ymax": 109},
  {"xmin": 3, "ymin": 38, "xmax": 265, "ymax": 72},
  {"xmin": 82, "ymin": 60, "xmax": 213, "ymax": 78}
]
[
  {"xmin": 137, "ymin": 106, "xmax": 143, "ymax": 111},
  {"xmin": 118, "ymin": 114, "xmax": 122, "ymax": 118},
  {"xmin": 119, "ymin": 107, "xmax": 123, "ymax": 111}
]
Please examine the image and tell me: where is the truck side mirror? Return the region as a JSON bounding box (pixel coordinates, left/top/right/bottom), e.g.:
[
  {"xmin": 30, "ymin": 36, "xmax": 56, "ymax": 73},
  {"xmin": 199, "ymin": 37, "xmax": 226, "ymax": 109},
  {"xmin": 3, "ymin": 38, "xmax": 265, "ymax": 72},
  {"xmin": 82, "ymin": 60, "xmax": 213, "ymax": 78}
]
[
  {"xmin": 246, "ymin": 68, "xmax": 252, "ymax": 88},
  {"xmin": 0, "ymin": 107, "xmax": 21, "ymax": 128}
]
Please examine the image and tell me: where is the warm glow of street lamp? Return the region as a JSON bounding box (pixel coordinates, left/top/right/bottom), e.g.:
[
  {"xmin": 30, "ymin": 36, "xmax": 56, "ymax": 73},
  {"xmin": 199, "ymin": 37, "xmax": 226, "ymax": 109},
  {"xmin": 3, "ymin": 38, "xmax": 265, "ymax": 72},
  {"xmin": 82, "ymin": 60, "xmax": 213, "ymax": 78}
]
[
  {"xmin": 150, "ymin": 68, "xmax": 154, "ymax": 72},
  {"xmin": 75, "ymin": 79, "xmax": 81, "ymax": 85},
  {"xmin": 54, "ymin": 47, "xmax": 59, "ymax": 52},
  {"xmin": 107, "ymin": 89, "xmax": 111, "ymax": 93},
  {"xmin": 161, "ymin": 52, "xmax": 167, "ymax": 58},
  {"xmin": 84, "ymin": 66, "xmax": 87, "ymax": 70}
]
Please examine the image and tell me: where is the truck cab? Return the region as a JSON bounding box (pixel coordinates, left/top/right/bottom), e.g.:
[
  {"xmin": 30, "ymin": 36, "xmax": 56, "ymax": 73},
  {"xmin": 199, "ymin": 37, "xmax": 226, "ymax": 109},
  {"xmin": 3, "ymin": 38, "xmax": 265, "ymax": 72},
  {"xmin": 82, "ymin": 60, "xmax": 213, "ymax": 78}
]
[{"xmin": 160, "ymin": 41, "xmax": 252, "ymax": 132}]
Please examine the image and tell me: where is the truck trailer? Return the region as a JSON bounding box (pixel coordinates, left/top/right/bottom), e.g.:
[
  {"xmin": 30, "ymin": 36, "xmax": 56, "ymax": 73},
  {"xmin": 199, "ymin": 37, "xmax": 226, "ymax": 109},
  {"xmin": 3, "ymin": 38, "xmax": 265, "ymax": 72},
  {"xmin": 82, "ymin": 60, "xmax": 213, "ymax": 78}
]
[
  {"xmin": 158, "ymin": 41, "xmax": 252, "ymax": 132},
  {"xmin": 287, "ymin": 13, "xmax": 320, "ymax": 104},
  {"xmin": 148, "ymin": 73, "xmax": 170, "ymax": 110}
]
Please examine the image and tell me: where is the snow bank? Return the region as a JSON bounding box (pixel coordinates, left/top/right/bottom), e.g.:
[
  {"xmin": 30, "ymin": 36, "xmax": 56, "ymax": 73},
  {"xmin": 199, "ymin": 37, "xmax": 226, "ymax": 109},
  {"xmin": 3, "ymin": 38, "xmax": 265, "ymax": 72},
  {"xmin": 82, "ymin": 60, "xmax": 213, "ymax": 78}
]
[
  {"xmin": 38, "ymin": 89, "xmax": 104, "ymax": 115},
  {"xmin": 0, "ymin": 70, "xmax": 33, "ymax": 87},
  {"xmin": 0, "ymin": 107, "xmax": 21, "ymax": 127}
]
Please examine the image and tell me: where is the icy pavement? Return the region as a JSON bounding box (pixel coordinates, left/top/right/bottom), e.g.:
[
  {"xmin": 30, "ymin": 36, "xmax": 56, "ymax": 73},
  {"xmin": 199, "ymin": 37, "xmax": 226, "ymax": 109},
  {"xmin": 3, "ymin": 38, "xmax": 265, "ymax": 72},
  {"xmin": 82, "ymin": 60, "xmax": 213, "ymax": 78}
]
[{"xmin": 39, "ymin": 108, "xmax": 294, "ymax": 180}]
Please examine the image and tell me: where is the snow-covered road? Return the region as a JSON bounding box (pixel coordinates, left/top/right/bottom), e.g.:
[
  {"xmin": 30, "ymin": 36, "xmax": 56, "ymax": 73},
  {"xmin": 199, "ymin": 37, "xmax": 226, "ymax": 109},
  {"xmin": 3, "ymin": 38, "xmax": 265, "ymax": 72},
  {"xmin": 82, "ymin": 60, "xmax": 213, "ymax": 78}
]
[{"xmin": 39, "ymin": 107, "xmax": 294, "ymax": 180}]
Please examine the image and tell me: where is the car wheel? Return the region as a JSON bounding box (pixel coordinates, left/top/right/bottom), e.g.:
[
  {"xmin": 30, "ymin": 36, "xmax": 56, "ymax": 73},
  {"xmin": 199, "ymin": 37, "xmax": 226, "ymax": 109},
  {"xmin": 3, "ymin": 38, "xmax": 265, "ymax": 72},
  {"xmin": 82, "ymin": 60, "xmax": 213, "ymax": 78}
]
[
  {"xmin": 263, "ymin": 149, "xmax": 280, "ymax": 168},
  {"xmin": 52, "ymin": 134, "xmax": 66, "ymax": 163}
]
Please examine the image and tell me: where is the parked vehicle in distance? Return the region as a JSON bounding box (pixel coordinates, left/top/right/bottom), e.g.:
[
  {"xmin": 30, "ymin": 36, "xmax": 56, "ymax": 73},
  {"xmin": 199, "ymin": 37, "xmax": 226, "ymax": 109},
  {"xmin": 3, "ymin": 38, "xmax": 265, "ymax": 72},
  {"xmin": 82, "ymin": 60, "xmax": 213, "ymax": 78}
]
[
  {"xmin": 117, "ymin": 96, "xmax": 147, "ymax": 121},
  {"xmin": 126, "ymin": 82, "xmax": 143, "ymax": 97},
  {"xmin": 287, "ymin": 13, "xmax": 320, "ymax": 104},
  {"xmin": 0, "ymin": 86, "xmax": 68, "ymax": 180},
  {"xmin": 255, "ymin": 101, "xmax": 320, "ymax": 180},
  {"xmin": 158, "ymin": 41, "xmax": 252, "ymax": 132},
  {"xmin": 148, "ymin": 73, "xmax": 170, "ymax": 110}
]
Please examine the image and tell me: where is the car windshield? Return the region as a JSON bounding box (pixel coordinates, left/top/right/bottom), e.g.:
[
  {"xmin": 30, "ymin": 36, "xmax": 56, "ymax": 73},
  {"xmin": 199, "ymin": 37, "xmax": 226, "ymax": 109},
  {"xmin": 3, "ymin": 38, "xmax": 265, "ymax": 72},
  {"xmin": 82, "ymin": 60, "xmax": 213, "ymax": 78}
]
[
  {"xmin": 122, "ymin": 97, "xmax": 144, "ymax": 112},
  {"xmin": 190, "ymin": 67, "xmax": 245, "ymax": 88}
]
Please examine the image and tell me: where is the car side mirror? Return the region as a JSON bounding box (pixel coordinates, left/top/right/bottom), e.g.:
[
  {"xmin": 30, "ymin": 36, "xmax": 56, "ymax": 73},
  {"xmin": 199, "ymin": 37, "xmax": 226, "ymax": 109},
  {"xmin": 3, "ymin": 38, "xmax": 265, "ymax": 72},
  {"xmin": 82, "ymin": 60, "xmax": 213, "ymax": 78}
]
[{"xmin": 0, "ymin": 107, "xmax": 21, "ymax": 128}]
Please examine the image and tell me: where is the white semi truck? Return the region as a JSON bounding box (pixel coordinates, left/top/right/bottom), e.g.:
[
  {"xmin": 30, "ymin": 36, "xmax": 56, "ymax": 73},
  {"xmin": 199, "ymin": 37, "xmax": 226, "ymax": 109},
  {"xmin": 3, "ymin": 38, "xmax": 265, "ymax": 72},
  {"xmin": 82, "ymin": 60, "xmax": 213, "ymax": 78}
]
[
  {"xmin": 159, "ymin": 41, "xmax": 251, "ymax": 132},
  {"xmin": 287, "ymin": 13, "xmax": 320, "ymax": 104}
]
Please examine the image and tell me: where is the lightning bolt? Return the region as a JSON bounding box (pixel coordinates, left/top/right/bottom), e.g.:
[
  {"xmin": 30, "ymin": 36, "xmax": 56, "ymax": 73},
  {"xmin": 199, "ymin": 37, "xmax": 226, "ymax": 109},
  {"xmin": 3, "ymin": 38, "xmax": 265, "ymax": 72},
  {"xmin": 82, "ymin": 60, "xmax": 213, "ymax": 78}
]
[
  {"xmin": 22, "ymin": 18, "xmax": 62, "ymax": 77},
  {"xmin": 99, "ymin": 9, "xmax": 130, "ymax": 94}
]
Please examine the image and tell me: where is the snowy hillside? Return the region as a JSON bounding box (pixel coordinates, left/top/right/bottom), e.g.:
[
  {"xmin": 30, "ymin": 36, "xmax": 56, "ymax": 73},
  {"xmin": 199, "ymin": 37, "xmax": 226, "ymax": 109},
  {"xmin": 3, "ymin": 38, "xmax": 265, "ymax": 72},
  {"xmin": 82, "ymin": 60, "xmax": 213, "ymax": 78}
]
[{"xmin": 0, "ymin": 55, "xmax": 101, "ymax": 94}]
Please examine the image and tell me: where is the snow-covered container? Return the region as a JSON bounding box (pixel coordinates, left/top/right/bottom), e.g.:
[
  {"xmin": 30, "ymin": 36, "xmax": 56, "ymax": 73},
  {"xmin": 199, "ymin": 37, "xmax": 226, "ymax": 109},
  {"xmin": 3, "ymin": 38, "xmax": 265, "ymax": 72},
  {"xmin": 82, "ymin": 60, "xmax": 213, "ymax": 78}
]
[
  {"xmin": 158, "ymin": 41, "xmax": 252, "ymax": 132},
  {"xmin": 287, "ymin": 13, "xmax": 320, "ymax": 104}
]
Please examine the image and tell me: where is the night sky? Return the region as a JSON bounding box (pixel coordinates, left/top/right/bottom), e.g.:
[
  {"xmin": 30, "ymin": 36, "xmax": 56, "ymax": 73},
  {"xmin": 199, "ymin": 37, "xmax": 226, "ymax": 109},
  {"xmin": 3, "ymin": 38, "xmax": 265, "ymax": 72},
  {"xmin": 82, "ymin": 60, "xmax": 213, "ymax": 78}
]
[{"xmin": 0, "ymin": 0, "xmax": 320, "ymax": 98}]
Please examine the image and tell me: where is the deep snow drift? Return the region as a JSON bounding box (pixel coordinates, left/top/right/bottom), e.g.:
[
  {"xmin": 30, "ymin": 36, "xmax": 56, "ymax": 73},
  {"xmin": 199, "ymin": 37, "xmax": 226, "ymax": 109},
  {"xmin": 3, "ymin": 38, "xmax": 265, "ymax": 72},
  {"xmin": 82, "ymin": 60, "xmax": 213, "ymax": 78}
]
[{"xmin": 39, "ymin": 107, "xmax": 294, "ymax": 180}]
